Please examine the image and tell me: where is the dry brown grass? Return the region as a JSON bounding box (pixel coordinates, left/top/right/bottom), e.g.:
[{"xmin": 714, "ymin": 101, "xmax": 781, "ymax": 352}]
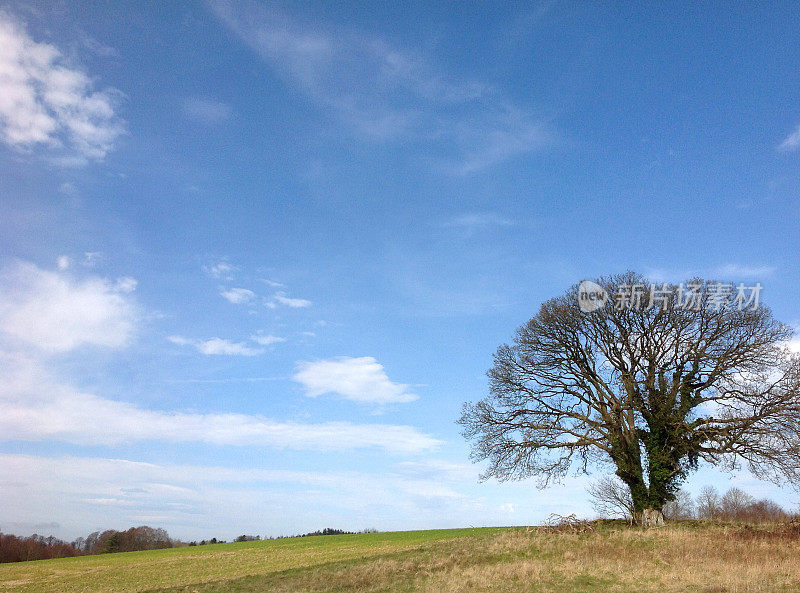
[
  {"xmin": 4, "ymin": 524, "xmax": 800, "ymax": 593},
  {"xmin": 418, "ymin": 524, "xmax": 800, "ymax": 593},
  {"xmin": 157, "ymin": 522, "xmax": 800, "ymax": 593}
]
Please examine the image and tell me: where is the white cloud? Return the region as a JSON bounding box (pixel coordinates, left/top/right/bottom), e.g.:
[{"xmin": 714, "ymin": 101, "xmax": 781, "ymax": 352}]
[
  {"xmin": 82, "ymin": 251, "xmax": 104, "ymax": 267},
  {"xmin": 0, "ymin": 453, "xmax": 482, "ymax": 540},
  {"xmin": 196, "ymin": 338, "xmax": 260, "ymax": 356},
  {"xmin": 168, "ymin": 335, "xmax": 264, "ymax": 356},
  {"xmin": 115, "ymin": 276, "xmax": 137, "ymax": 293},
  {"xmin": 209, "ymin": 1, "xmax": 551, "ymax": 173},
  {"xmin": 787, "ymin": 328, "xmax": 800, "ymax": 354},
  {"xmin": 250, "ymin": 333, "xmax": 285, "ymax": 346},
  {"xmin": 182, "ymin": 97, "xmax": 231, "ymax": 124},
  {"xmin": 3, "ymin": 452, "xmax": 795, "ymax": 541},
  {"xmin": 0, "ymin": 261, "xmax": 137, "ymax": 352},
  {"xmin": 395, "ymin": 459, "xmax": 479, "ymax": 482},
  {"xmin": 710, "ymin": 264, "xmax": 776, "ymax": 278},
  {"xmin": 204, "ymin": 261, "xmax": 238, "ymax": 279},
  {"xmin": 645, "ymin": 264, "xmax": 776, "ymax": 283},
  {"xmin": 0, "ymin": 357, "xmax": 439, "ymax": 454},
  {"xmin": 0, "ymin": 12, "xmax": 125, "ymax": 164},
  {"xmin": 56, "ymin": 255, "xmax": 70, "ymax": 270},
  {"xmin": 220, "ymin": 287, "xmax": 255, "ymax": 304},
  {"xmin": 294, "ymin": 356, "xmax": 418, "ymax": 404},
  {"xmin": 445, "ymin": 212, "xmax": 513, "ymax": 231},
  {"xmin": 79, "ymin": 34, "xmax": 117, "ymax": 58},
  {"xmin": 450, "ymin": 108, "xmax": 551, "ymax": 175},
  {"xmin": 779, "ymin": 124, "xmax": 800, "ymax": 151},
  {"xmin": 58, "ymin": 181, "xmax": 78, "ymax": 196},
  {"xmin": 272, "ymin": 292, "xmax": 311, "ymax": 308},
  {"xmin": 207, "ymin": 266, "xmax": 307, "ymax": 308}
]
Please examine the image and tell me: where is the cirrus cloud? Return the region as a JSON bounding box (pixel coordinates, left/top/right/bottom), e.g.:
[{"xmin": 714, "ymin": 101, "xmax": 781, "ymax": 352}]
[
  {"xmin": 271, "ymin": 292, "xmax": 312, "ymax": 308},
  {"xmin": 250, "ymin": 333, "xmax": 285, "ymax": 346},
  {"xmin": 209, "ymin": 0, "xmax": 552, "ymax": 173},
  {"xmin": 0, "ymin": 355, "xmax": 439, "ymax": 454},
  {"xmin": 168, "ymin": 335, "xmax": 264, "ymax": 356},
  {"xmin": 778, "ymin": 124, "xmax": 800, "ymax": 151},
  {"xmin": 182, "ymin": 97, "xmax": 231, "ymax": 124}
]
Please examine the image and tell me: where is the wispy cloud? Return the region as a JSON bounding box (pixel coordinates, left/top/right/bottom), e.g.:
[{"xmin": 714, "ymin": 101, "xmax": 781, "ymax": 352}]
[
  {"xmin": 710, "ymin": 264, "xmax": 776, "ymax": 278},
  {"xmin": 445, "ymin": 212, "xmax": 514, "ymax": 232},
  {"xmin": 0, "ymin": 261, "xmax": 436, "ymax": 456},
  {"xmin": 0, "ymin": 453, "xmax": 486, "ymax": 538},
  {"xmin": 294, "ymin": 356, "xmax": 418, "ymax": 404},
  {"xmin": 116, "ymin": 277, "xmax": 137, "ymax": 292},
  {"xmin": 168, "ymin": 335, "xmax": 264, "ymax": 356},
  {"xmin": 0, "ymin": 261, "xmax": 138, "ymax": 352},
  {"xmin": 0, "ymin": 11, "xmax": 125, "ymax": 165},
  {"xmin": 206, "ymin": 263, "xmax": 310, "ymax": 309},
  {"xmin": 204, "ymin": 261, "xmax": 238, "ymax": 280},
  {"xmin": 450, "ymin": 107, "xmax": 551, "ymax": 175},
  {"xmin": 182, "ymin": 97, "xmax": 231, "ymax": 124},
  {"xmin": 394, "ymin": 459, "xmax": 479, "ymax": 482},
  {"xmin": 778, "ymin": 124, "xmax": 800, "ymax": 151},
  {"xmin": 220, "ymin": 287, "xmax": 255, "ymax": 304},
  {"xmin": 250, "ymin": 332, "xmax": 285, "ymax": 346},
  {"xmin": 208, "ymin": 0, "xmax": 552, "ymax": 173},
  {"xmin": 645, "ymin": 264, "xmax": 776, "ymax": 283},
  {"xmin": 787, "ymin": 328, "xmax": 800, "ymax": 354},
  {"xmin": 164, "ymin": 376, "xmax": 283, "ymax": 384},
  {"xmin": 271, "ymin": 292, "xmax": 311, "ymax": 308},
  {"xmin": 82, "ymin": 251, "xmax": 105, "ymax": 267},
  {"xmin": 0, "ymin": 358, "xmax": 439, "ymax": 453}
]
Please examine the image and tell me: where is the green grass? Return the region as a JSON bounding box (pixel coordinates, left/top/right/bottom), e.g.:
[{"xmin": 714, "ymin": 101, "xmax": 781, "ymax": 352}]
[
  {"xmin": 2, "ymin": 523, "xmax": 799, "ymax": 593},
  {"xmin": 0, "ymin": 528, "xmax": 504, "ymax": 593}
]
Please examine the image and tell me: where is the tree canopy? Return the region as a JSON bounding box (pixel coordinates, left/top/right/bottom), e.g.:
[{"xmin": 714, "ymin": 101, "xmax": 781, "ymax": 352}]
[{"xmin": 460, "ymin": 272, "xmax": 800, "ymax": 524}]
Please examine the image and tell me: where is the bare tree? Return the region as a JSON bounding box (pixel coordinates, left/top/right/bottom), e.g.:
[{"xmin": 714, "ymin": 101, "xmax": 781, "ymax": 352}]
[
  {"xmin": 719, "ymin": 487, "xmax": 755, "ymax": 521},
  {"xmin": 83, "ymin": 531, "xmax": 100, "ymax": 553},
  {"xmin": 663, "ymin": 489, "xmax": 695, "ymax": 520},
  {"xmin": 696, "ymin": 485, "xmax": 721, "ymax": 520},
  {"xmin": 587, "ymin": 475, "xmax": 634, "ymax": 521},
  {"xmin": 460, "ymin": 272, "xmax": 800, "ymax": 525},
  {"xmin": 747, "ymin": 498, "xmax": 788, "ymax": 523}
]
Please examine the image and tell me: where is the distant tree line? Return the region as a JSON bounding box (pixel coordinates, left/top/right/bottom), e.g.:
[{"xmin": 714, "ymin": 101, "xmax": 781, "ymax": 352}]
[
  {"xmin": 1, "ymin": 526, "xmax": 173, "ymax": 563},
  {"xmin": 300, "ymin": 528, "xmax": 353, "ymax": 536},
  {"xmin": 694, "ymin": 485, "xmax": 792, "ymax": 523},
  {"xmin": 0, "ymin": 533, "xmax": 82, "ymax": 563},
  {"xmin": 186, "ymin": 537, "xmax": 225, "ymax": 546},
  {"xmin": 589, "ymin": 478, "xmax": 797, "ymax": 524},
  {"xmin": 184, "ymin": 528, "xmax": 372, "ymax": 547},
  {"xmin": 77, "ymin": 526, "xmax": 173, "ymax": 554},
  {"xmin": 3, "ymin": 526, "xmax": 382, "ymax": 562}
]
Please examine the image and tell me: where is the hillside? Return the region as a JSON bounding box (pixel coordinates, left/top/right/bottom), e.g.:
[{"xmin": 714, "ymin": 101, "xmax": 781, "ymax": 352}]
[{"xmin": 1, "ymin": 523, "xmax": 798, "ymax": 593}]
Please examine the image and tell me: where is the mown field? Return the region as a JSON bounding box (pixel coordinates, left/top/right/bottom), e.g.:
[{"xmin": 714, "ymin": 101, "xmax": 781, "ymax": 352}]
[{"xmin": 2, "ymin": 522, "xmax": 799, "ymax": 593}]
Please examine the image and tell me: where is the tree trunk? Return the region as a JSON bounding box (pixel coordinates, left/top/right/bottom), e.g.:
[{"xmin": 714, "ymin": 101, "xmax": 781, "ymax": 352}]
[{"xmin": 636, "ymin": 508, "xmax": 664, "ymax": 527}]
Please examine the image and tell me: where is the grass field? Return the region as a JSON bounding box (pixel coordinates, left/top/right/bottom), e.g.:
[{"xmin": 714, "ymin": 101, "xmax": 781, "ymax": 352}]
[{"xmin": 2, "ymin": 522, "xmax": 799, "ymax": 593}]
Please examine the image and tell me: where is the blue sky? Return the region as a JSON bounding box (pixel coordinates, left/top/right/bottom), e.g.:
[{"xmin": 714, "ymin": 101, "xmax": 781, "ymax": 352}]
[{"xmin": 1, "ymin": 1, "xmax": 799, "ymax": 540}]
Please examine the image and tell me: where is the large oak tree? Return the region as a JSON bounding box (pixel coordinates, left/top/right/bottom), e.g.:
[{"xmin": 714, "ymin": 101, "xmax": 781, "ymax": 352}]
[{"xmin": 460, "ymin": 272, "xmax": 800, "ymax": 525}]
